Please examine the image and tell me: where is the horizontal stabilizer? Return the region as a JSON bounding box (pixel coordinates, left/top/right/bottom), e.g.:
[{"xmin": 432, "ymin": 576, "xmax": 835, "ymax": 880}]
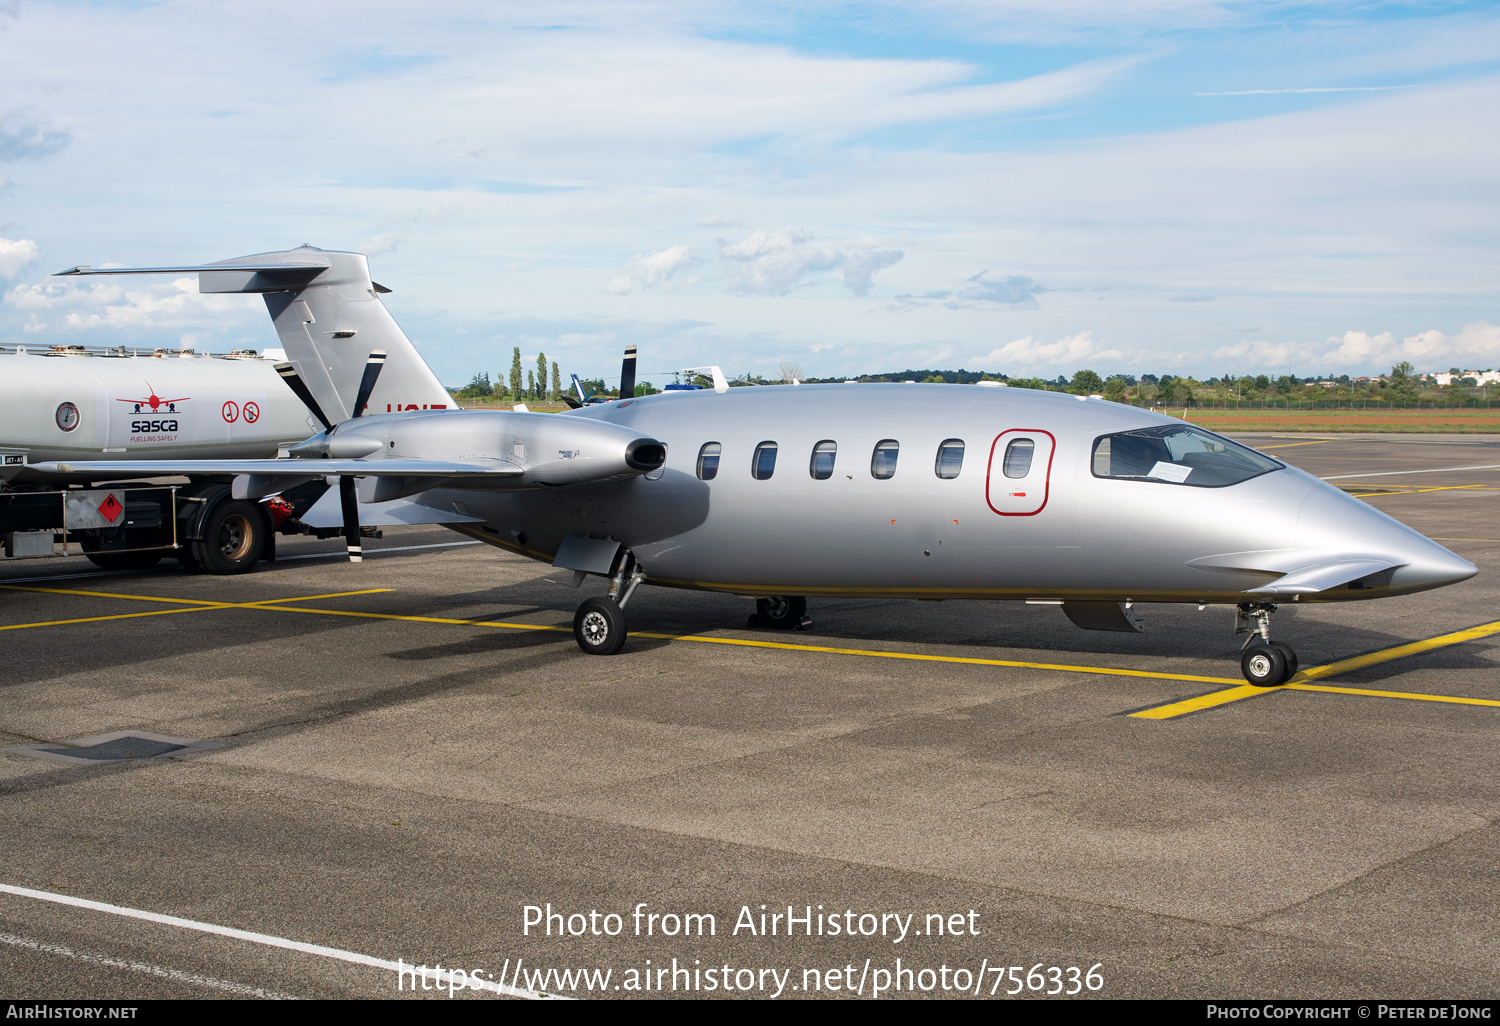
[
  {"xmin": 300, "ymin": 491, "xmax": 483, "ymax": 529},
  {"xmin": 54, "ymin": 262, "xmax": 328, "ymax": 278},
  {"xmin": 34, "ymin": 458, "xmax": 525, "ymax": 479}
]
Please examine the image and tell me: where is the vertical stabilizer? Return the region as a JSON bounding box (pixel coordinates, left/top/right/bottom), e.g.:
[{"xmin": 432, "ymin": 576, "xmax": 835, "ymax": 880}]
[
  {"xmin": 55, "ymin": 247, "xmax": 455, "ymax": 424},
  {"xmin": 233, "ymin": 248, "xmax": 451, "ymax": 421}
]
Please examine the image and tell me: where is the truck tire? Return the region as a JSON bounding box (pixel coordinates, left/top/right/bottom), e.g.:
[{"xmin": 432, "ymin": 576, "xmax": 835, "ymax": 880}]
[{"xmin": 189, "ymin": 498, "xmax": 264, "ymax": 575}]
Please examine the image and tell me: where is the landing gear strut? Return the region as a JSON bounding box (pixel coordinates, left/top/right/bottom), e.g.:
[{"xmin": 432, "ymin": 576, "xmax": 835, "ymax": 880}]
[
  {"xmin": 573, "ymin": 551, "xmax": 645, "ymax": 656},
  {"xmin": 1236, "ymin": 602, "xmax": 1298, "ymax": 687},
  {"xmin": 754, "ymin": 595, "xmax": 809, "ymax": 630}
]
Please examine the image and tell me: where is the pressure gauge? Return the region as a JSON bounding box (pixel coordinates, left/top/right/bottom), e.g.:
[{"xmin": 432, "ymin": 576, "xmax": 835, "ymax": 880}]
[{"xmin": 56, "ymin": 402, "xmax": 80, "ymax": 432}]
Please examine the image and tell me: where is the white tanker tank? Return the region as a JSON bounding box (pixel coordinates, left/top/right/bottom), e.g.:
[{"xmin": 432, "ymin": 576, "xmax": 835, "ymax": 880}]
[{"xmin": 0, "ymin": 246, "xmax": 459, "ymax": 575}]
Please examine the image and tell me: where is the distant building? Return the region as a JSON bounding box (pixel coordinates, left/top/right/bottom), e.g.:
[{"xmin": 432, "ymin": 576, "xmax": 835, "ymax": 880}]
[{"xmin": 1433, "ymin": 370, "xmax": 1500, "ymax": 386}]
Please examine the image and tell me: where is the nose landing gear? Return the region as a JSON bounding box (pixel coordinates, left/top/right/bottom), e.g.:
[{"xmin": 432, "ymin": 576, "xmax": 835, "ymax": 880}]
[
  {"xmin": 1237, "ymin": 602, "xmax": 1299, "ymax": 687},
  {"xmin": 573, "ymin": 550, "xmax": 645, "ymax": 656}
]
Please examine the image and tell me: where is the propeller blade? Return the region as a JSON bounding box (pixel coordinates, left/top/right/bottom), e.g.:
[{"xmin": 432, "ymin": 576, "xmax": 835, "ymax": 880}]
[
  {"xmin": 618, "ymin": 344, "xmax": 637, "ymax": 401},
  {"xmin": 274, "ymin": 362, "xmax": 333, "ymax": 432},
  {"xmin": 339, "ymin": 475, "xmax": 362, "ymax": 562},
  {"xmin": 351, "ymin": 349, "xmax": 388, "ymax": 419}
]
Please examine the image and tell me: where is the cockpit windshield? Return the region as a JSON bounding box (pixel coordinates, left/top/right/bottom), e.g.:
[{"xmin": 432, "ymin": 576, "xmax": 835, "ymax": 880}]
[{"xmin": 1091, "ymin": 424, "xmax": 1282, "ymax": 488}]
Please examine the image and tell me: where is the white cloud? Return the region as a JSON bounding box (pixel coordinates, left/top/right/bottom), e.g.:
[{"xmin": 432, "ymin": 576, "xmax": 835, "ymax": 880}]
[
  {"xmin": 0, "ymin": 110, "xmax": 70, "ymax": 161},
  {"xmin": 605, "ymin": 243, "xmax": 697, "ymax": 294},
  {"xmin": 360, "ymin": 232, "xmax": 405, "ymax": 255},
  {"xmin": 0, "ymin": 237, "xmax": 38, "ymax": 278},
  {"xmin": 716, "ymin": 229, "xmax": 902, "ymax": 296},
  {"xmin": 841, "ymin": 245, "xmax": 904, "ymax": 296},
  {"xmin": 1209, "ymin": 323, "xmax": 1500, "ymax": 375},
  {"xmin": 981, "ymin": 330, "xmax": 1124, "ymax": 369},
  {"xmin": 719, "ymin": 228, "xmax": 841, "ymax": 296},
  {"xmin": 5, "ymin": 276, "xmax": 250, "ymax": 335}
]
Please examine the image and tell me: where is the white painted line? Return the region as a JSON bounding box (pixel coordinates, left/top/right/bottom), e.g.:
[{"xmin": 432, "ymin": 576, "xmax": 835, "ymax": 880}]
[
  {"xmin": 0, "ymin": 566, "xmax": 181, "ymax": 585},
  {"xmin": 277, "ymin": 540, "xmax": 482, "ymax": 561},
  {"xmin": 0, "ymin": 930, "xmax": 296, "ymax": 999},
  {"xmin": 1321, "ymin": 464, "xmax": 1500, "ymax": 481},
  {"xmin": 0, "ymin": 883, "xmax": 548, "ymax": 1000},
  {"xmin": 0, "ymin": 540, "xmax": 480, "ymax": 582}
]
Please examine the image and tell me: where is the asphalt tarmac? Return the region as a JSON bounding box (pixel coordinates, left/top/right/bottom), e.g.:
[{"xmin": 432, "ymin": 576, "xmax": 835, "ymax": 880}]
[{"xmin": 1, "ymin": 433, "xmax": 1496, "ymax": 1000}]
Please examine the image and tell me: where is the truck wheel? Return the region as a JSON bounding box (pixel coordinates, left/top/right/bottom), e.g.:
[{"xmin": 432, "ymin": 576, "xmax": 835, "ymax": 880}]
[
  {"xmin": 190, "ymin": 499, "xmax": 264, "ymax": 575},
  {"xmin": 84, "ymin": 550, "xmax": 164, "ymax": 571}
]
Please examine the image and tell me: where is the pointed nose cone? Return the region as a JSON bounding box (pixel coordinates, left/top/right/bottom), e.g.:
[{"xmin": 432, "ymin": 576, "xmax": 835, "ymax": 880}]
[{"xmin": 1297, "ymin": 483, "xmax": 1477, "ymax": 595}]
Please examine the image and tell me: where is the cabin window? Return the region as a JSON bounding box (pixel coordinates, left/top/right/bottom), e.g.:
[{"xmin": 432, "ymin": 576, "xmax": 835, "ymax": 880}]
[
  {"xmin": 935, "ymin": 439, "xmax": 964, "ymax": 479},
  {"xmin": 870, "ymin": 439, "xmax": 899, "ymax": 479},
  {"xmin": 810, "ymin": 440, "xmax": 837, "ymax": 480},
  {"xmin": 696, "ymin": 442, "xmax": 721, "ymax": 480},
  {"xmin": 1002, "ymin": 439, "xmax": 1034, "ymax": 478},
  {"xmin": 1091, "ymin": 424, "xmax": 1282, "ymax": 487},
  {"xmin": 752, "ymin": 441, "xmax": 778, "ymax": 480}
]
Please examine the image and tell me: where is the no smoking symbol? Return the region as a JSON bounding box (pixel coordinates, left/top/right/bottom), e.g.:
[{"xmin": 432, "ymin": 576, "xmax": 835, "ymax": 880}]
[{"xmin": 222, "ymin": 401, "xmax": 240, "ymax": 423}]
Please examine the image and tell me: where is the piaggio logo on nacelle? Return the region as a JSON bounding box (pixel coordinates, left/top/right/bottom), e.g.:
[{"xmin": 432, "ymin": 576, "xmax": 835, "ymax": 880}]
[{"xmin": 117, "ymin": 383, "xmax": 190, "ymax": 415}]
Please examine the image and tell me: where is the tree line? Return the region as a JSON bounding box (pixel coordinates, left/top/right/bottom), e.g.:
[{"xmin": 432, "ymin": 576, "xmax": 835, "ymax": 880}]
[
  {"xmin": 453, "ymin": 348, "xmax": 565, "ymax": 401},
  {"xmin": 452, "ymin": 357, "xmax": 1493, "ymax": 405}
]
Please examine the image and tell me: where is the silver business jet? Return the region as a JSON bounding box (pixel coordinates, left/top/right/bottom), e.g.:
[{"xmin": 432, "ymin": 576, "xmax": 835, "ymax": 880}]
[{"xmin": 40, "ymin": 247, "xmax": 1477, "ymax": 687}]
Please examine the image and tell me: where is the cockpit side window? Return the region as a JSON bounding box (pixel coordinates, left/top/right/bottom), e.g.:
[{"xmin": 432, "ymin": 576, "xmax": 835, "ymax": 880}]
[
  {"xmin": 696, "ymin": 442, "xmax": 721, "ymax": 481},
  {"xmin": 1091, "ymin": 425, "xmax": 1281, "ymax": 487}
]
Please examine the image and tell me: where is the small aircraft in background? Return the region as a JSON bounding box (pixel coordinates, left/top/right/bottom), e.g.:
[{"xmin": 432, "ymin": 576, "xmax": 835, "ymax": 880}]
[{"xmin": 40, "ymin": 247, "xmax": 1477, "ymax": 687}]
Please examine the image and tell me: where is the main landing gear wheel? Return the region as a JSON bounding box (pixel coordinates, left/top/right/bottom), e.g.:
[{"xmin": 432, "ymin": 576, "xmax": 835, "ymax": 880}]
[
  {"xmin": 756, "ymin": 595, "xmax": 807, "ymax": 629},
  {"xmin": 1241, "ymin": 642, "xmax": 1292, "ymax": 687},
  {"xmin": 574, "ymin": 596, "xmax": 627, "ymax": 656}
]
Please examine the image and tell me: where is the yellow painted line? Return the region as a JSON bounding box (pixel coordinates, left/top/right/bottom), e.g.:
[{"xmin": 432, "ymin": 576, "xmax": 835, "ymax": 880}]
[
  {"xmin": 263, "ymin": 602, "xmax": 1244, "ymax": 683},
  {"xmin": 1294, "ymin": 619, "xmax": 1500, "ymax": 681},
  {"xmin": 241, "ymin": 589, "xmax": 393, "ymax": 606},
  {"xmin": 14, "ymin": 584, "xmax": 1499, "ymax": 718},
  {"xmin": 1257, "ymin": 439, "xmax": 1342, "ymax": 449},
  {"xmin": 0, "ymin": 588, "xmax": 394, "ymax": 633},
  {"xmin": 0, "ymin": 585, "xmax": 390, "ymax": 607},
  {"xmin": 264, "ymin": 604, "xmax": 569, "ymax": 633},
  {"xmin": 1284, "ymin": 683, "xmax": 1500, "ymax": 708},
  {"xmin": 0, "ymin": 605, "xmax": 224, "ymax": 632},
  {"xmin": 1432, "ymin": 538, "xmax": 1500, "ymax": 543},
  {"xmin": 1133, "ymin": 618, "xmax": 1500, "ymax": 720},
  {"xmin": 1129, "ymin": 684, "xmax": 1268, "ymax": 719},
  {"xmin": 1349, "ymin": 484, "xmax": 1488, "ymax": 498},
  {"xmin": 0, "ymin": 584, "xmax": 228, "ymax": 606}
]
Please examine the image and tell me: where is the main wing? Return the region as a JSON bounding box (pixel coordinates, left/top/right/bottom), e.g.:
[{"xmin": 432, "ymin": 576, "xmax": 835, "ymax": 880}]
[{"xmin": 32, "ymin": 458, "xmax": 522, "ymax": 478}]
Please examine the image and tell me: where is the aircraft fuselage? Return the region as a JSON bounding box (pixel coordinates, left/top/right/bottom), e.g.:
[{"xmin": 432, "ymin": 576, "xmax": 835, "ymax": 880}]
[{"xmin": 418, "ymin": 383, "xmax": 1474, "ymax": 605}]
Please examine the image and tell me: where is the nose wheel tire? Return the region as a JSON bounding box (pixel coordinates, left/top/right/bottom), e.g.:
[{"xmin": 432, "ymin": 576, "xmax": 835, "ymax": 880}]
[
  {"xmin": 756, "ymin": 595, "xmax": 807, "ymax": 629},
  {"xmin": 1241, "ymin": 642, "xmax": 1292, "ymax": 687},
  {"xmin": 574, "ymin": 596, "xmax": 627, "ymax": 656},
  {"xmin": 1270, "ymin": 640, "xmax": 1299, "ymax": 678}
]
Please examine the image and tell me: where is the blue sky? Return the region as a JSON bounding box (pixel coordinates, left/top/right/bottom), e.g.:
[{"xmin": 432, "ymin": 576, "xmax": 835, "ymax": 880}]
[{"xmin": 1, "ymin": 0, "xmax": 1498, "ymax": 386}]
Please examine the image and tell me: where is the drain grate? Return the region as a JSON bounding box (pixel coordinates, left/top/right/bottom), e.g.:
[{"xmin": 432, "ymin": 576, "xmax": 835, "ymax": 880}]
[
  {"xmin": 39, "ymin": 737, "xmax": 186, "ymax": 761},
  {"xmin": 4, "ymin": 730, "xmax": 223, "ymax": 766}
]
